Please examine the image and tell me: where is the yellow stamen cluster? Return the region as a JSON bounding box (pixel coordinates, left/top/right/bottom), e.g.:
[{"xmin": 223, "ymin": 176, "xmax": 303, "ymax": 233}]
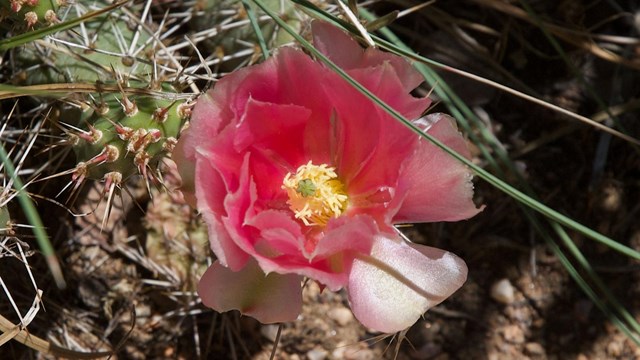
[{"xmin": 282, "ymin": 161, "xmax": 348, "ymax": 226}]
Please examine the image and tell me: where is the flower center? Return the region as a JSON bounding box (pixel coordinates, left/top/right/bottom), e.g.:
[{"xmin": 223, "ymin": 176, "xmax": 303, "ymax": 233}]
[{"xmin": 282, "ymin": 161, "xmax": 348, "ymax": 226}]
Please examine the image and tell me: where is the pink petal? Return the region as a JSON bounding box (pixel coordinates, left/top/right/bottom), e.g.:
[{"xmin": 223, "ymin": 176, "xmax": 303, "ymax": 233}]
[
  {"xmin": 323, "ymin": 74, "xmax": 420, "ymax": 195},
  {"xmin": 347, "ymin": 235, "xmax": 467, "ymax": 333},
  {"xmin": 311, "ymin": 20, "xmax": 425, "ymax": 92},
  {"xmin": 234, "ymin": 98, "xmax": 311, "ymax": 199},
  {"xmin": 178, "ymin": 93, "xmax": 222, "ymax": 162},
  {"xmin": 347, "ymin": 62, "xmax": 429, "ymax": 120},
  {"xmin": 172, "ymin": 129, "xmax": 196, "ymax": 207},
  {"xmin": 198, "ymin": 260, "xmax": 303, "ymax": 324},
  {"xmin": 250, "ymin": 215, "xmax": 378, "ymax": 291},
  {"xmin": 246, "ymin": 209, "xmax": 305, "ymax": 258},
  {"xmin": 393, "ymin": 113, "xmax": 483, "ymax": 223},
  {"xmin": 194, "ymin": 150, "xmax": 255, "ymax": 270},
  {"xmin": 314, "ymin": 60, "xmax": 428, "ymax": 198},
  {"xmin": 234, "ymin": 98, "xmax": 310, "ymax": 161}
]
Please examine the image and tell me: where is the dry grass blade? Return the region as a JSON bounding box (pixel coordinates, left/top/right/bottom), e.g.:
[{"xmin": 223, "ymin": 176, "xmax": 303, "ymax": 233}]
[
  {"xmin": 469, "ymin": 0, "xmax": 640, "ymax": 70},
  {"xmin": 0, "ymin": 83, "xmax": 191, "ymax": 100},
  {"xmin": 439, "ymin": 64, "xmax": 640, "ymax": 146},
  {"xmin": 0, "ymin": 313, "xmax": 113, "ymax": 358}
]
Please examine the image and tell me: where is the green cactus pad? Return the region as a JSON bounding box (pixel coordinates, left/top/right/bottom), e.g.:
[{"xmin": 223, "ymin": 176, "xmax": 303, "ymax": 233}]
[
  {"xmin": 1, "ymin": 0, "xmax": 60, "ymax": 30},
  {"xmin": 72, "ymin": 94, "xmax": 187, "ymax": 181}
]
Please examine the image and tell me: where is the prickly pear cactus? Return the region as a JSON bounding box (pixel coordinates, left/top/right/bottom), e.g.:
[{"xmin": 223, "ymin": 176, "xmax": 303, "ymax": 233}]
[
  {"xmin": 191, "ymin": 0, "xmax": 301, "ymax": 67},
  {"xmin": 6, "ymin": 0, "xmax": 192, "ymax": 195},
  {"xmin": 11, "ymin": 2, "xmax": 154, "ymax": 85},
  {"xmin": 70, "ymin": 93, "xmax": 190, "ymax": 188},
  {"xmin": 0, "ymin": 0, "xmax": 61, "ymax": 30}
]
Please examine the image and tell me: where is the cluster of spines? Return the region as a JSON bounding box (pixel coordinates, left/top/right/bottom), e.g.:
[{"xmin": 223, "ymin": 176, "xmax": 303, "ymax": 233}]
[{"xmin": 1, "ymin": 0, "xmax": 64, "ymax": 29}]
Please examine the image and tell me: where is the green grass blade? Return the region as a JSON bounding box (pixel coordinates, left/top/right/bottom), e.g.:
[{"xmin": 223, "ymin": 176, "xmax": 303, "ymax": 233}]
[
  {"xmin": 0, "ymin": 143, "xmax": 66, "ymax": 288},
  {"xmin": 241, "ymin": 0, "xmax": 270, "ymax": 61}
]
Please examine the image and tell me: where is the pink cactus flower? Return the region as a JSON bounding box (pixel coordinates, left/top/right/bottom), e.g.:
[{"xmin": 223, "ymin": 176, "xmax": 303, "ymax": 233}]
[{"xmin": 174, "ymin": 21, "xmax": 482, "ymax": 333}]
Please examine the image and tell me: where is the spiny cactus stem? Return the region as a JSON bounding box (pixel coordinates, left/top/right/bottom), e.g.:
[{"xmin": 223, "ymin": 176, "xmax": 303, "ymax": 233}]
[
  {"xmin": 163, "ymin": 137, "xmax": 177, "ymax": 152},
  {"xmin": 103, "ymin": 171, "xmax": 122, "ymax": 192},
  {"xmin": 97, "ymin": 102, "xmax": 110, "ymax": 115},
  {"xmin": 44, "ymin": 9, "xmax": 57, "ymax": 24},
  {"xmin": 152, "ymin": 106, "xmax": 170, "ymax": 123},
  {"xmin": 24, "ymin": 11, "xmax": 37, "ymax": 27},
  {"xmin": 134, "ymin": 151, "xmax": 149, "ymax": 171},
  {"xmin": 121, "ymin": 95, "xmax": 138, "ymax": 116},
  {"xmin": 67, "ymin": 134, "xmax": 80, "ymax": 146},
  {"xmin": 177, "ymin": 101, "xmax": 193, "ymax": 119},
  {"xmin": 101, "ymin": 171, "xmax": 122, "ymax": 230},
  {"xmin": 127, "ymin": 128, "xmax": 161, "ymax": 154},
  {"xmin": 86, "ymin": 145, "xmax": 119, "ymax": 165},
  {"xmin": 71, "ymin": 162, "xmax": 87, "ymax": 184},
  {"xmin": 115, "ymin": 124, "xmax": 134, "ymax": 141},
  {"xmin": 75, "ymin": 125, "xmax": 102, "ymax": 144},
  {"xmin": 10, "ymin": 0, "xmax": 22, "ymax": 12}
]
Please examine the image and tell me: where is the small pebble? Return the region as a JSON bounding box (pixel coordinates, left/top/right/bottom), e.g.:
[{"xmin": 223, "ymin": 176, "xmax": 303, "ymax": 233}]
[
  {"xmin": 524, "ymin": 342, "xmax": 545, "ymax": 356},
  {"xmin": 328, "ymin": 307, "xmax": 354, "ymax": 326},
  {"xmin": 606, "ymin": 341, "xmax": 623, "ymax": 357},
  {"xmin": 502, "ymin": 324, "xmax": 525, "ymax": 344},
  {"xmin": 332, "ymin": 341, "xmax": 374, "ymax": 360},
  {"xmin": 491, "ymin": 278, "xmax": 515, "ymax": 304},
  {"xmin": 307, "ymin": 348, "xmax": 328, "ymax": 360}
]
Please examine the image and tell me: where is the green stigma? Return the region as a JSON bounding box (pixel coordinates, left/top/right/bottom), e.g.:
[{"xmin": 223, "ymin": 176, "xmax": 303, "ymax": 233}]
[{"xmin": 296, "ymin": 179, "xmax": 317, "ymax": 197}]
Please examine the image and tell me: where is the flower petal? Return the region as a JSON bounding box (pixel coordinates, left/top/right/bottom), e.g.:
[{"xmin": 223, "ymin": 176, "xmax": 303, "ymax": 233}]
[
  {"xmin": 194, "ymin": 152, "xmax": 250, "ymax": 270},
  {"xmin": 234, "ymin": 98, "xmax": 310, "ymax": 166},
  {"xmin": 347, "ymin": 235, "xmax": 467, "ymax": 333},
  {"xmin": 198, "ymin": 260, "xmax": 303, "ymax": 324},
  {"xmin": 247, "ymin": 214, "xmax": 378, "ymax": 291},
  {"xmin": 311, "ymin": 21, "xmax": 425, "ymax": 92},
  {"xmin": 172, "ymin": 129, "xmax": 197, "ymax": 207},
  {"xmin": 393, "ymin": 113, "xmax": 483, "ymax": 223},
  {"xmin": 246, "ymin": 209, "xmax": 305, "ymax": 258}
]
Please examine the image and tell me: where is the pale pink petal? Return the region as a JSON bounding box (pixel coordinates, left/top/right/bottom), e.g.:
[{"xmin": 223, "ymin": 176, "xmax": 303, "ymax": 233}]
[
  {"xmin": 200, "ymin": 211, "xmax": 249, "ymax": 271},
  {"xmin": 311, "ymin": 20, "xmax": 364, "ymax": 70},
  {"xmin": 219, "ymin": 154, "xmax": 262, "ymax": 256},
  {"xmin": 198, "ymin": 260, "xmax": 303, "ymax": 324},
  {"xmin": 393, "ymin": 113, "xmax": 483, "ymax": 223},
  {"xmin": 347, "ymin": 235, "xmax": 467, "ymax": 333},
  {"xmin": 178, "ymin": 93, "xmax": 223, "ymax": 162}
]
